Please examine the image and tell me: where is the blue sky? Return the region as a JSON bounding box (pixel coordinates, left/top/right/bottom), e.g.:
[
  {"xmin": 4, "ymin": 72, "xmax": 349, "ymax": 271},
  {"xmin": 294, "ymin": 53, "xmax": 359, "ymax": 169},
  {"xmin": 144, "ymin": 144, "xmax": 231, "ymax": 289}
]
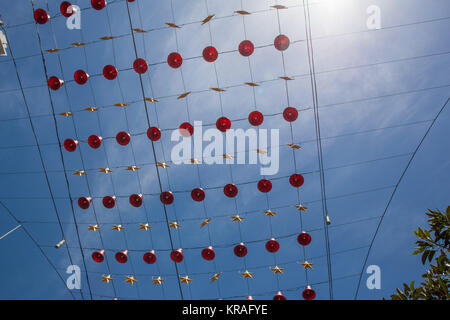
[{"xmin": 0, "ymin": 0, "xmax": 449, "ymax": 300}]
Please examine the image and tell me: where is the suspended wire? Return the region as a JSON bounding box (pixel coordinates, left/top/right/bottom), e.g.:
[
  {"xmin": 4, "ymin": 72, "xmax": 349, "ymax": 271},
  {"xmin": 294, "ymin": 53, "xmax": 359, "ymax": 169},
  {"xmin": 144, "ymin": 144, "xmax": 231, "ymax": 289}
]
[{"xmin": 354, "ymin": 96, "xmax": 450, "ymax": 299}]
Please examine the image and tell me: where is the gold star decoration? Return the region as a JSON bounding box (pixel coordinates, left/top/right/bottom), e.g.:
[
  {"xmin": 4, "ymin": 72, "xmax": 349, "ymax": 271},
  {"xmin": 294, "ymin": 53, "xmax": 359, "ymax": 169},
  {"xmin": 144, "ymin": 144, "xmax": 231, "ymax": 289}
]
[
  {"xmin": 101, "ymin": 274, "xmax": 114, "ymax": 283},
  {"xmin": 145, "ymin": 97, "xmax": 159, "ymax": 103},
  {"xmin": 271, "ymin": 266, "xmax": 284, "ymax": 274},
  {"xmin": 166, "ymin": 22, "xmax": 181, "ymax": 28},
  {"xmin": 255, "ymin": 149, "xmax": 267, "ymax": 154},
  {"xmin": 99, "ymin": 168, "xmax": 112, "ymax": 174},
  {"xmin": 240, "ymin": 270, "xmax": 254, "ymax": 279},
  {"xmin": 280, "ymin": 76, "xmax": 295, "ymax": 81},
  {"xmin": 152, "ymin": 276, "xmax": 165, "ymax": 285},
  {"xmin": 177, "ymin": 91, "xmax": 191, "ymax": 99},
  {"xmin": 125, "ymin": 275, "xmax": 137, "ymax": 286},
  {"xmin": 231, "ymin": 215, "xmax": 244, "ymax": 222},
  {"xmin": 189, "ymin": 158, "xmax": 201, "ymax": 164},
  {"xmin": 112, "ymin": 225, "xmax": 124, "ymax": 232},
  {"xmin": 271, "ymin": 5, "xmax": 287, "ymax": 9},
  {"xmin": 210, "ymin": 87, "xmax": 226, "ymax": 92},
  {"xmin": 126, "ymin": 165, "xmax": 140, "ymax": 172},
  {"xmin": 157, "ymin": 162, "xmax": 170, "ymax": 169},
  {"xmin": 73, "ymin": 170, "xmax": 86, "ymax": 176},
  {"xmin": 264, "ymin": 209, "xmax": 277, "ymax": 216},
  {"xmin": 84, "ymin": 107, "xmax": 98, "ymax": 112},
  {"xmin": 139, "ymin": 223, "xmax": 151, "ymax": 231},
  {"xmin": 299, "ymin": 261, "xmax": 314, "ymax": 270},
  {"xmin": 201, "ymin": 14, "xmax": 215, "ymax": 25},
  {"xmin": 88, "ymin": 224, "xmax": 100, "ymax": 232},
  {"xmin": 201, "ymin": 218, "xmax": 211, "ymax": 228},
  {"xmin": 244, "ymin": 82, "xmax": 259, "ymax": 87},
  {"xmin": 223, "ymin": 154, "xmax": 234, "ymax": 159},
  {"xmin": 114, "ymin": 103, "xmax": 128, "ymax": 107},
  {"xmin": 287, "ymin": 143, "xmax": 301, "ymax": 150},
  {"xmin": 59, "ymin": 112, "xmax": 72, "ymax": 117},
  {"xmin": 169, "ymin": 221, "xmax": 182, "ymax": 229},
  {"xmin": 180, "ymin": 275, "xmax": 192, "ymax": 285},
  {"xmin": 210, "ymin": 272, "xmax": 222, "ymax": 283},
  {"xmin": 293, "ymin": 204, "xmax": 308, "ymax": 212}
]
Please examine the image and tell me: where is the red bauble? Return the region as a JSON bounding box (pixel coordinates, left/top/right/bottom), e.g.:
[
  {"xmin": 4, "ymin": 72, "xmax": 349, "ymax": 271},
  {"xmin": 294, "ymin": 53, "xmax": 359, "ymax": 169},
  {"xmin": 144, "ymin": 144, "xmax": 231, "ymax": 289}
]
[
  {"xmin": 102, "ymin": 196, "xmax": 116, "ymax": 209},
  {"xmin": 170, "ymin": 248, "xmax": 183, "ymax": 263},
  {"xmin": 64, "ymin": 139, "xmax": 78, "ymax": 152},
  {"xmin": 103, "ymin": 65, "xmax": 117, "ymax": 80},
  {"xmin": 92, "ymin": 249, "xmax": 105, "ymax": 263},
  {"xmin": 34, "ymin": 9, "xmax": 50, "ymax": 24},
  {"xmin": 273, "ymin": 291, "xmax": 286, "ymax": 300},
  {"xmin": 160, "ymin": 191, "xmax": 174, "ymax": 205},
  {"xmin": 238, "ymin": 40, "xmax": 254, "ymax": 57},
  {"xmin": 246, "ymin": 296, "xmax": 254, "ymax": 300},
  {"xmin": 289, "ymin": 173, "xmax": 304, "ymax": 187},
  {"xmin": 116, "ymin": 131, "xmax": 131, "ymax": 146},
  {"xmin": 143, "ymin": 250, "xmax": 157, "ymax": 264},
  {"xmin": 133, "ymin": 58, "xmax": 148, "ymax": 74},
  {"xmin": 147, "ymin": 127, "xmax": 161, "ymax": 141},
  {"xmin": 74, "ymin": 69, "xmax": 89, "ymax": 85},
  {"xmin": 179, "ymin": 122, "xmax": 194, "ymax": 137},
  {"xmin": 78, "ymin": 197, "xmax": 92, "ymax": 210},
  {"xmin": 297, "ymin": 232, "xmax": 312, "ymax": 246},
  {"xmin": 167, "ymin": 52, "xmax": 182, "ymax": 68},
  {"xmin": 302, "ymin": 286, "xmax": 316, "ymax": 300},
  {"xmin": 283, "ymin": 107, "xmax": 298, "ymax": 122},
  {"xmin": 91, "ymin": 0, "xmax": 106, "ymax": 10},
  {"xmin": 48, "ymin": 76, "xmax": 64, "ymax": 90},
  {"xmin": 224, "ymin": 184, "xmax": 238, "ymax": 198},
  {"xmin": 88, "ymin": 135, "xmax": 102, "ymax": 149},
  {"xmin": 265, "ymin": 238, "xmax": 280, "ymax": 253},
  {"xmin": 129, "ymin": 194, "xmax": 143, "ymax": 207},
  {"xmin": 234, "ymin": 243, "xmax": 247, "ymax": 257},
  {"xmin": 60, "ymin": 2, "xmax": 75, "ymax": 17},
  {"xmin": 257, "ymin": 179, "xmax": 272, "ymax": 193},
  {"xmin": 115, "ymin": 250, "xmax": 128, "ymax": 263},
  {"xmin": 216, "ymin": 117, "xmax": 231, "ymax": 132},
  {"xmin": 248, "ymin": 111, "xmax": 264, "ymax": 126},
  {"xmin": 274, "ymin": 34, "xmax": 290, "ymax": 51},
  {"xmin": 191, "ymin": 188, "xmax": 205, "ymax": 202},
  {"xmin": 203, "ymin": 46, "xmax": 218, "ymax": 62},
  {"xmin": 201, "ymin": 246, "xmax": 215, "ymax": 261}
]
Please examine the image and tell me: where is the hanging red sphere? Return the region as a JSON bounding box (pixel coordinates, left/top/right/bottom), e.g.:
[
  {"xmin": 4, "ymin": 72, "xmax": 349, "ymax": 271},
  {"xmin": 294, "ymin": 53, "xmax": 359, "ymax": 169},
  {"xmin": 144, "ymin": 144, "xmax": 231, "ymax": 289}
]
[
  {"xmin": 103, "ymin": 65, "xmax": 117, "ymax": 80},
  {"xmin": 238, "ymin": 40, "xmax": 254, "ymax": 57},
  {"xmin": 257, "ymin": 179, "xmax": 272, "ymax": 193},
  {"xmin": 64, "ymin": 139, "xmax": 78, "ymax": 152},
  {"xmin": 283, "ymin": 107, "xmax": 298, "ymax": 122},
  {"xmin": 265, "ymin": 238, "xmax": 280, "ymax": 253},
  {"xmin": 92, "ymin": 249, "xmax": 105, "ymax": 263},
  {"xmin": 60, "ymin": 2, "xmax": 75, "ymax": 17},
  {"xmin": 302, "ymin": 286, "xmax": 316, "ymax": 300},
  {"xmin": 179, "ymin": 122, "xmax": 194, "ymax": 137},
  {"xmin": 78, "ymin": 197, "xmax": 92, "ymax": 210},
  {"xmin": 143, "ymin": 250, "xmax": 157, "ymax": 264},
  {"xmin": 167, "ymin": 52, "xmax": 183, "ymax": 69},
  {"xmin": 246, "ymin": 296, "xmax": 254, "ymax": 300},
  {"xmin": 289, "ymin": 173, "xmax": 304, "ymax": 187},
  {"xmin": 203, "ymin": 46, "xmax": 218, "ymax": 62},
  {"xmin": 34, "ymin": 9, "xmax": 50, "ymax": 24},
  {"xmin": 234, "ymin": 243, "xmax": 247, "ymax": 257},
  {"xmin": 223, "ymin": 184, "xmax": 238, "ymax": 198},
  {"xmin": 274, "ymin": 34, "xmax": 290, "ymax": 51},
  {"xmin": 191, "ymin": 188, "xmax": 205, "ymax": 202},
  {"xmin": 160, "ymin": 191, "xmax": 174, "ymax": 205},
  {"xmin": 102, "ymin": 196, "xmax": 116, "ymax": 209},
  {"xmin": 129, "ymin": 194, "xmax": 143, "ymax": 207},
  {"xmin": 88, "ymin": 135, "xmax": 102, "ymax": 149},
  {"xmin": 133, "ymin": 58, "xmax": 148, "ymax": 74},
  {"xmin": 116, "ymin": 131, "xmax": 131, "ymax": 146},
  {"xmin": 201, "ymin": 246, "xmax": 215, "ymax": 261},
  {"xmin": 147, "ymin": 127, "xmax": 161, "ymax": 141},
  {"xmin": 115, "ymin": 250, "xmax": 128, "ymax": 263},
  {"xmin": 91, "ymin": 0, "xmax": 106, "ymax": 10},
  {"xmin": 273, "ymin": 291, "xmax": 286, "ymax": 300},
  {"xmin": 48, "ymin": 76, "xmax": 64, "ymax": 90},
  {"xmin": 297, "ymin": 231, "xmax": 312, "ymax": 246},
  {"xmin": 248, "ymin": 111, "xmax": 264, "ymax": 126},
  {"xmin": 74, "ymin": 69, "xmax": 89, "ymax": 85},
  {"xmin": 216, "ymin": 117, "xmax": 231, "ymax": 132},
  {"xmin": 170, "ymin": 248, "xmax": 183, "ymax": 263}
]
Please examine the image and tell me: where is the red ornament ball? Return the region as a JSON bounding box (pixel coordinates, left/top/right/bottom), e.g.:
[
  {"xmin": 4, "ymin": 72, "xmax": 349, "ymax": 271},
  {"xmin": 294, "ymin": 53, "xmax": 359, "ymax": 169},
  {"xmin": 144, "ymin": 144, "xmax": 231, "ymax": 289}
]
[
  {"xmin": 103, "ymin": 65, "xmax": 117, "ymax": 80},
  {"xmin": 234, "ymin": 243, "xmax": 247, "ymax": 257},
  {"xmin": 88, "ymin": 135, "xmax": 102, "ymax": 149},
  {"xmin": 179, "ymin": 122, "xmax": 194, "ymax": 137},
  {"xmin": 257, "ymin": 179, "xmax": 272, "ymax": 193},
  {"xmin": 201, "ymin": 246, "xmax": 215, "ymax": 261},
  {"xmin": 274, "ymin": 34, "xmax": 290, "ymax": 51},
  {"xmin": 191, "ymin": 188, "xmax": 205, "ymax": 202},
  {"xmin": 248, "ymin": 111, "xmax": 264, "ymax": 126},
  {"xmin": 203, "ymin": 46, "xmax": 218, "ymax": 62},
  {"xmin": 115, "ymin": 250, "xmax": 128, "ymax": 264},
  {"xmin": 48, "ymin": 76, "xmax": 64, "ymax": 90},
  {"xmin": 34, "ymin": 9, "xmax": 50, "ymax": 24},
  {"xmin": 60, "ymin": 2, "xmax": 75, "ymax": 17},
  {"xmin": 74, "ymin": 69, "xmax": 89, "ymax": 85},
  {"xmin": 265, "ymin": 238, "xmax": 280, "ymax": 253},
  {"xmin": 283, "ymin": 107, "xmax": 298, "ymax": 122},
  {"xmin": 167, "ymin": 52, "xmax": 183, "ymax": 68},
  {"xmin": 297, "ymin": 232, "xmax": 312, "ymax": 246},
  {"xmin": 116, "ymin": 131, "xmax": 131, "ymax": 146},
  {"xmin": 170, "ymin": 248, "xmax": 183, "ymax": 263},
  {"xmin": 147, "ymin": 127, "xmax": 161, "ymax": 141},
  {"xmin": 133, "ymin": 58, "xmax": 148, "ymax": 74},
  {"xmin": 92, "ymin": 250, "xmax": 105, "ymax": 263},
  {"xmin": 91, "ymin": 0, "xmax": 106, "ymax": 10},
  {"xmin": 302, "ymin": 286, "xmax": 316, "ymax": 300},
  {"xmin": 78, "ymin": 197, "xmax": 91, "ymax": 210},
  {"xmin": 224, "ymin": 184, "xmax": 238, "ymax": 198},
  {"xmin": 289, "ymin": 173, "xmax": 304, "ymax": 187},
  {"xmin": 238, "ymin": 40, "xmax": 254, "ymax": 57},
  {"xmin": 102, "ymin": 196, "xmax": 116, "ymax": 209},
  {"xmin": 129, "ymin": 194, "xmax": 143, "ymax": 207},
  {"xmin": 273, "ymin": 291, "xmax": 286, "ymax": 300},
  {"xmin": 64, "ymin": 139, "xmax": 78, "ymax": 152},
  {"xmin": 160, "ymin": 191, "xmax": 174, "ymax": 205},
  {"xmin": 216, "ymin": 117, "xmax": 231, "ymax": 132},
  {"xmin": 143, "ymin": 250, "xmax": 156, "ymax": 264}
]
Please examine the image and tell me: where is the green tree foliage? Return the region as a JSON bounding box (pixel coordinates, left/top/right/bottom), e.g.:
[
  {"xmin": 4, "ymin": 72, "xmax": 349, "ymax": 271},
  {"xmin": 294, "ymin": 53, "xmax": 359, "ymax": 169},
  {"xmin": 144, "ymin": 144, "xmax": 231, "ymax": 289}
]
[{"xmin": 389, "ymin": 206, "xmax": 449, "ymax": 300}]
